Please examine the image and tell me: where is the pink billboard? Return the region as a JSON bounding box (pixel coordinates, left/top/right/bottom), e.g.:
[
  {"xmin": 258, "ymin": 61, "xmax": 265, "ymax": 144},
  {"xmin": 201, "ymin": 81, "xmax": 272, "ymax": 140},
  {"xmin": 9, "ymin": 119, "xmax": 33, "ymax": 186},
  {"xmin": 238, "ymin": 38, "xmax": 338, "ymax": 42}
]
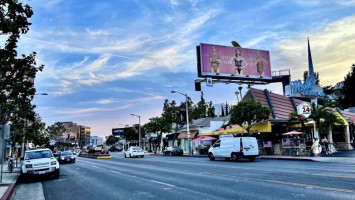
[{"xmin": 199, "ymin": 43, "xmax": 272, "ymax": 79}]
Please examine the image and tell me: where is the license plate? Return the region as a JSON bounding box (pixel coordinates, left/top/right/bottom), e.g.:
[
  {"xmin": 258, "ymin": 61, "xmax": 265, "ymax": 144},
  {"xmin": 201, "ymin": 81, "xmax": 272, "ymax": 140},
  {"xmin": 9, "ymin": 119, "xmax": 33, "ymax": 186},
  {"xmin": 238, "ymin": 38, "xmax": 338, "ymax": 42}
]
[
  {"xmin": 67, "ymin": 159, "xmax": 70, "ymax": 161},
  {"xmin": 39, "ymin": 171, "xmax": 45, "ymax": 175}
]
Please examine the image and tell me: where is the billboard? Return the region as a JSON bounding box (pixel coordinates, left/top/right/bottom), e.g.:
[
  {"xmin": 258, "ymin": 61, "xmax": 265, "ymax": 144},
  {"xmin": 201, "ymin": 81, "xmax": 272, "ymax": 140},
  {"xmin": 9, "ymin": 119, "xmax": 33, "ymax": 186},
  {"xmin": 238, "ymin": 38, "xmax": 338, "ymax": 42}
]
[{"xmin": 198, "ymin": 43, "xmax": 272, "ymax": 80}]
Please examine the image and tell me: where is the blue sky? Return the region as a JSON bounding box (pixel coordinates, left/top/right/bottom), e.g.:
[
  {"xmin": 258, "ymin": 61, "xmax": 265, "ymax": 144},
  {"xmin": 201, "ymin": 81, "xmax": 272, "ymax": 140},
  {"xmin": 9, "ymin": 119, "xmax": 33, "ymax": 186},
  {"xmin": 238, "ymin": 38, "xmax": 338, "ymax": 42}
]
[{"xmin": 9, "ymin": 0, "xmax": 355, "ymax": 138}]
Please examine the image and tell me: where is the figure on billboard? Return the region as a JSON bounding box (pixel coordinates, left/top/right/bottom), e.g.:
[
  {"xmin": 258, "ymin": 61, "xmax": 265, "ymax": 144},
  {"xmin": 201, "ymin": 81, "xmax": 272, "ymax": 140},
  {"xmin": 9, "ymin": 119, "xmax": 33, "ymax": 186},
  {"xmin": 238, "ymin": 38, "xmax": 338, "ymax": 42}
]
[
  {"xmin": 209, "ymin": 46, "xmax": 220, "ymax": 73},
  {"xmin": 230, "ymin": 47, "xmax": 247, "ymax": 75},
  {"xmin": 255, "ymin": 51, "xmax": 268, "ymax": 76}
]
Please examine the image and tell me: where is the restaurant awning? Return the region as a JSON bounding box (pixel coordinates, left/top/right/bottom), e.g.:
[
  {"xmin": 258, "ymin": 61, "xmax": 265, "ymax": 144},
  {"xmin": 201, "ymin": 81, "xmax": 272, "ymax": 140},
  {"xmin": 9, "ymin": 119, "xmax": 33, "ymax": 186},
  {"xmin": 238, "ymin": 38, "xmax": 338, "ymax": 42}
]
[
  {"xmin": 335, "ymin": 112, "xmax": 349, "ymax": 126},
  {"xmin": 177, "ymin": 130, "xmax": 198, "ymax": 139},
  {"xmin": 199, "ymin": 121, "xmax": 272, "ymax": 136}
]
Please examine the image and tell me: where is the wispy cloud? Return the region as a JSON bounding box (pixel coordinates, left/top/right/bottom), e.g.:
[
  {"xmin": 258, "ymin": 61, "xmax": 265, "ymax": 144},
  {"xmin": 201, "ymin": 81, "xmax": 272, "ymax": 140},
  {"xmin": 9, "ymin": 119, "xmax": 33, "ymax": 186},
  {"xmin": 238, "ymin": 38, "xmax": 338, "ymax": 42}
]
[{"xmin": 272, "ymin": 15, "xmax": 355, "ymax": 85}]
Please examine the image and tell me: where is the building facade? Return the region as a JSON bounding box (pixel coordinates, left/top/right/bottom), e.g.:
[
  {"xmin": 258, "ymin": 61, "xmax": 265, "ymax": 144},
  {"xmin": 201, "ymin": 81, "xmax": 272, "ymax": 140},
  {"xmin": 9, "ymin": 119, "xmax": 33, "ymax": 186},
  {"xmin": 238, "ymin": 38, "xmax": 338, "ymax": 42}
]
[{"xmin": 90, "ymin": 136, "xmax": 103, "ymax": 146}]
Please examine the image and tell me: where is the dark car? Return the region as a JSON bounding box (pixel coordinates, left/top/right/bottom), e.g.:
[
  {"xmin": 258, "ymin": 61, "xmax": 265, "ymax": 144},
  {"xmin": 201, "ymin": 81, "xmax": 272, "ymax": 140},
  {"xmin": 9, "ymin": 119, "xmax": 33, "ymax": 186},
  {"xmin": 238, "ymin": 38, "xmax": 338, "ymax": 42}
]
[
  {"xmin": 163, "ymin": 146, "xmax": 183, "ymax": 156},
  {"xmin": 57, "ymin": 151, "xmax": 75, "ymax": 164},
  {"xmin": 109, "ymin": 146, "xmax": 122, "ymax": 152}
]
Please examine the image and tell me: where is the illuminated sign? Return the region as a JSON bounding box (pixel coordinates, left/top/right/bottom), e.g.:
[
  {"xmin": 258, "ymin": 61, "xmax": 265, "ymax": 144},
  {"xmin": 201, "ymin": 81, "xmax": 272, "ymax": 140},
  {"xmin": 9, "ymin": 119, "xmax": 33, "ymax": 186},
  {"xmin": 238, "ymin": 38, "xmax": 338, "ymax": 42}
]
[{"xmin": 285, "ymin": 77, "xmax": 325, "ymax": 98}]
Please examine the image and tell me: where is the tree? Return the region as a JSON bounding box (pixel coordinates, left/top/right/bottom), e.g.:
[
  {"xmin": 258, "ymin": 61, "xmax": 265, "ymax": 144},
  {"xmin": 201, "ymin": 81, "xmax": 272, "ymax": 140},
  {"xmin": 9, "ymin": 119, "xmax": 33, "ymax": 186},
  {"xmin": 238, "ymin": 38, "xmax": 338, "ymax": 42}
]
[
  {"xmin": 123, "ymin": 127, "xmax": 137, "ymax": 143},
  {"xmin": 303, "ymin": 71, "xmax": 320, "ymax": 86},
  {"xmin": 0, "ymin": 1, "xmax": 44, "ymax": 145},
  {"xmin": 207, "ymin": 101, "xmax": 215, "ymax": 117},
  {"xmin": 225, "ymin": 101, "xmax": 229, "ymax": 115},
  {"xmin": 145, "ymin": 117, "xmax": 172, "ymax": 153},
  {"xmin": 311, "ymin": 103, "xmax": 344, "ymax": 137},
  {"xmin": 162, "ymin": 99, "xmax": 180, "ymax": 125},
  {"xmin": 230, "ymin": 99, "xmax": 271, "ymax": 136},
  {"xmin": 46, "ymin": 122, "xmax": 65, "ymax": 139},
  {"xmin": 341, "ymin": 64, "xmax": 355, "ymax": 108},
  {"xmin": 106, "ymin": 135, "xmax": 119, "ymax": 146}
]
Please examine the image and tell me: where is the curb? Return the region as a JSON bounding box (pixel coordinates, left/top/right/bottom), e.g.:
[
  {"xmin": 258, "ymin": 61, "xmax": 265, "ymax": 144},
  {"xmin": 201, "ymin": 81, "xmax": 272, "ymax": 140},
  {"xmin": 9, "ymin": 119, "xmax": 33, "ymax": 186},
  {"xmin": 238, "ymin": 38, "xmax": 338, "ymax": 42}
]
[
  {"xmin": 260, "ymin": 157, "xmax": 316, "ymax": 162},
  {"xmin": 0, "ymin": 174, "xmax": 20, "ymax": 200},
  {"xmin": 97, "ymin": 156, "xmax": 112, "ymax": 159},
  {"xmin": 78, "ymin": 155, "xmax": 112, "ymax": 159}
]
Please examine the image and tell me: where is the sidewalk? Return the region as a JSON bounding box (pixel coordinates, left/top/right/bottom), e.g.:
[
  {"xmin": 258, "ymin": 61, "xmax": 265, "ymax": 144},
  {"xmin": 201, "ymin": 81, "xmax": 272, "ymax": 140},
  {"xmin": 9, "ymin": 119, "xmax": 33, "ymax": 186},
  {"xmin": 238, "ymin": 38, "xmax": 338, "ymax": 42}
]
[
  {"xmin": 150, "ymin": 152, "xmax": 355, "ymax": 163},
  {"xmin": 0, "ymin": 162, "xmax": 20, "ymax": 200}
]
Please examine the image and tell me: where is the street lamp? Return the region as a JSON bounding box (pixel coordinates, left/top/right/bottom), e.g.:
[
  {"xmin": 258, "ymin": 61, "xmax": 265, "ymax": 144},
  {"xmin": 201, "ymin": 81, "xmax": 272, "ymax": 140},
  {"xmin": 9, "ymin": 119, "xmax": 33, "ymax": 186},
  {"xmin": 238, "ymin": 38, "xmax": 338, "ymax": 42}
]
[
  {"xmin": 171, "ymin": 90, "xmax": 191, "ymax": 156},
  {"xmin": 130, "ymin": 114, "xmax": 141, "ymax": 148}
]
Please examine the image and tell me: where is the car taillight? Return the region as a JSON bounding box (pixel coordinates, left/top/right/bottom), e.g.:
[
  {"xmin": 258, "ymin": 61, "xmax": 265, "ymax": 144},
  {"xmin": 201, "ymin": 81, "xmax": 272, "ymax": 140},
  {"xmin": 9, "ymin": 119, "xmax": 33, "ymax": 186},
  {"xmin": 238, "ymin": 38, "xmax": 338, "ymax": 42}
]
[{"xmin": 240, "ymin": 138, "xmax": 243, "ymax": 152}]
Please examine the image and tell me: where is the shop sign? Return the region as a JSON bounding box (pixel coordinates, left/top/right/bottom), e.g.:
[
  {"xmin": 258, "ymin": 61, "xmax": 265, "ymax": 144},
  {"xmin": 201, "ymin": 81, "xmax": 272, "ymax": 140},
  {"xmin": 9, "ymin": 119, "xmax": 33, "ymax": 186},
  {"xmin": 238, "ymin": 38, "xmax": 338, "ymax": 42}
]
[
  {"xmin": 297, "ymin": 102, "xmax": 311, "ymax": 119},
  {"xmin": 285, "ymin": 77, "xmax": 325, "ymax": 98}
]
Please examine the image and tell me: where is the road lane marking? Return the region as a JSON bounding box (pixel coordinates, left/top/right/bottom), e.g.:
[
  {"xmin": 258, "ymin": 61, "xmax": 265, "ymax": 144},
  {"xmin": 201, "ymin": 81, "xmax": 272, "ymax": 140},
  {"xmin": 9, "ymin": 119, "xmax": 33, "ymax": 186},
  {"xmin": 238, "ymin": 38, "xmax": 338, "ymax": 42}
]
[
  {"xmin": 202, "ymin": 172, "xmax": 355, "ymax": 193},
  {"xmin": 313, "ymin": 174, "xmax": 355, "ymax": 179},
  {"xmin": 150, "ymin": 180, "xmax": 175, "ymax": 187}
]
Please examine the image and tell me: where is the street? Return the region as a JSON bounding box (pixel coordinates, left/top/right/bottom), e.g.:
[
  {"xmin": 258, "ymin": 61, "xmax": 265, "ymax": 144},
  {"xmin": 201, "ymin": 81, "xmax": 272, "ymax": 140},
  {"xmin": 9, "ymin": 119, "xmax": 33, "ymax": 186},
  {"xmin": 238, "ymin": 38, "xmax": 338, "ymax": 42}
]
[{"xmin": 13, "ymin": 153, "xmax": 355, "ymax": 200}]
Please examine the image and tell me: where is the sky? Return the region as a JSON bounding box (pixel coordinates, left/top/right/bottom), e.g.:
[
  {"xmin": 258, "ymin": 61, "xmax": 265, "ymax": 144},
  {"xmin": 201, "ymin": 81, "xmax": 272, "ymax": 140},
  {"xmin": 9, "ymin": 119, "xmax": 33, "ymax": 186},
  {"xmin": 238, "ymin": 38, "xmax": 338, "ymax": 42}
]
[{"xmin": 5, "ymin": 0, "xmax": 355, "ymax": 138}]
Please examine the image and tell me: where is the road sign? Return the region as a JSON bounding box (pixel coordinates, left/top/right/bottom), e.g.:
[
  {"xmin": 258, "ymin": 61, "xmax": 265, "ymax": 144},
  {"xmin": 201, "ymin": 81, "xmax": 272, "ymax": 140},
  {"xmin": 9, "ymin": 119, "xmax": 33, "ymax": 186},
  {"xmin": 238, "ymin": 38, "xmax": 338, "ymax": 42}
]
[{"xmin": 297, "ymin": 102, "xmax": 311, "ymax": 119}]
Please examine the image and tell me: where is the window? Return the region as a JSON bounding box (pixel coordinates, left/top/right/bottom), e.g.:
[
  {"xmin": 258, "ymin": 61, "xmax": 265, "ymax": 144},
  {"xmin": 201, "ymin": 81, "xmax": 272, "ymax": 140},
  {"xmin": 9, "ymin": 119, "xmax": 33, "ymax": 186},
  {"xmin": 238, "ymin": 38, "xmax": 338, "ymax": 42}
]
[{"xmin": 213, "ymin": 140, "xmax": 220, "ymax": 148}]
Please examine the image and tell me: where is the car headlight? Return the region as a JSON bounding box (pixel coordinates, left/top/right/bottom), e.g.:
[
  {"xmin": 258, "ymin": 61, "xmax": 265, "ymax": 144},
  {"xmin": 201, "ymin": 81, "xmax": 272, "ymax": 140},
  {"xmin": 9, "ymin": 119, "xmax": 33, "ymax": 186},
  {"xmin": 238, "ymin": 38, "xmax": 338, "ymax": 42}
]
[
  {"xmin": 51, "ymin": 161, "xmax": 57, "ymax": 165},
  {"xmin": 25, "ymin": 164, "xmax": 33, "ymax": 168},
  {"xmin": 60, "ymin": 157, "xmax": 64, "ymax": 160},
  {"xmin": 71, "ymin": 156, "xmax": 74, "ymax": 159}
]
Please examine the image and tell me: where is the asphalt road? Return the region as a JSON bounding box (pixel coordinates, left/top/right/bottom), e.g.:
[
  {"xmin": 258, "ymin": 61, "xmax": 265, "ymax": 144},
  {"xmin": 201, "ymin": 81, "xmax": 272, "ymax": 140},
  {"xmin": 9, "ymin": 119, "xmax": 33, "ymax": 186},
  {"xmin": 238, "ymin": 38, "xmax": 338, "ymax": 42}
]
[{"xmin": 14, "ymin": 153, "xmax": 355, "ymax": 200}]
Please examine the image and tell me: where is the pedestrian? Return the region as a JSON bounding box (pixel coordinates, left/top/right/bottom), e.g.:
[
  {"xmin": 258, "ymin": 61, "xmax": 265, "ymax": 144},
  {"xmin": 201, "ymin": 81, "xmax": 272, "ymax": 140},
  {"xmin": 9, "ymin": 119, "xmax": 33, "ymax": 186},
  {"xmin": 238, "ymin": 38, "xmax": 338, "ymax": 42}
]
[{"xmin": 322, "ymin": 136, "xmax": 329, "ymax": 155}]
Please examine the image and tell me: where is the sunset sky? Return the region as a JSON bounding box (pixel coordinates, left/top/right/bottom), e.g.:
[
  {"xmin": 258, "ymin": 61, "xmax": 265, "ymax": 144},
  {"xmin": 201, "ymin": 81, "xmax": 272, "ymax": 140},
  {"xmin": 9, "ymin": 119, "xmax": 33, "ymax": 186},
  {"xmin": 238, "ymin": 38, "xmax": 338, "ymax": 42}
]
[{"xmin": 8, "ymin": 0, "xmax": 355, "ymax": 138}]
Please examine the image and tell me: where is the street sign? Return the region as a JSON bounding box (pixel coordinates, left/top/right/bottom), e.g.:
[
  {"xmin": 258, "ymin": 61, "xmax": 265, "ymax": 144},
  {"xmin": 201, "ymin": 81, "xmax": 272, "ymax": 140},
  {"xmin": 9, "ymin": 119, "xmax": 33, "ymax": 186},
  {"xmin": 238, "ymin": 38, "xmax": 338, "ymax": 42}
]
[
  {"xmin": 297, "ymin": 102, "xmax": 311, "ymax": 119},
  {"xmin": 206, "ymin": 77, "xmax": 213, "ymax": 87}
]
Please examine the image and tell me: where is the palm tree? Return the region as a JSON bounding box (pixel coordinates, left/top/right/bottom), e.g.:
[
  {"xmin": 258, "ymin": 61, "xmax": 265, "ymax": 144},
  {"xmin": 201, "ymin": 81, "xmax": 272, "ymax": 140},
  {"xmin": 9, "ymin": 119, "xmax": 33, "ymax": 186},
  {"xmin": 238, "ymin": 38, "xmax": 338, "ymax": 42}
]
[{"xmin": 311, "ymin": 103, "xmax": 344, "ymax": 137}]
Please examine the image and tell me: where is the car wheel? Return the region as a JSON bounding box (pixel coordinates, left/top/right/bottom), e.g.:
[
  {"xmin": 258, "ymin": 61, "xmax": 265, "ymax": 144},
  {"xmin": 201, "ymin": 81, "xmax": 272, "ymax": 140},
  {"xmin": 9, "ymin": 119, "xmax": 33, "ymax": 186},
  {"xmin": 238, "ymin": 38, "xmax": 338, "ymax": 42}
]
[
  {"xmin": 129, "ymin": 154, "xmax": 131, "ymax": 158},
  {"xmin": 72, "ymin": 160, "xmax": 76, "ymax": 163},
  {"xmin": 231, "ymin": 153, "xmax": 239, "ymax": 162},
  {"xmin": 170, "ymin": 152, "xmax": 173, "ymax": 156},
  {"xmin": 124, "ymin": 153, "xmax": 127, "ymax": 158},
  {"xmin": 141, "ymin": 155, "xmax": 144, "ymax": 158},
  {"xmin": 208, "ymin": 153, "xmax": 215, "ymax": 161},
  {"xmin": 53, "ymin": 169, "xmax": 60, "ymax": 179},
  {"xmin": 249, "ymin": 157, "xmax": 256, "ymax": 162},
  {"xmin": 20, "ymin": 171, "xmax": 27, "ymax": 182}
]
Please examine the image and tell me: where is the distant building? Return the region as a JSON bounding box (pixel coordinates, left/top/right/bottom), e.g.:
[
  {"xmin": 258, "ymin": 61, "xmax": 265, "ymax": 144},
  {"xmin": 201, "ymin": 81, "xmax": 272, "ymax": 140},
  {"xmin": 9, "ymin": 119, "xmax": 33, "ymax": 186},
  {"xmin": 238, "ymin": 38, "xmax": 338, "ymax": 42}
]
[
  {"xmin": 112, "ymin": 128, "xmax": 125, "ymax": 138},
  {"xmin": 59, "ymin": 122, "xmax": 91, "ymax": 147},
  {"xmin": 90, "ymin": 136, "xmax": 103, "ymax": 147},
  {"xmin": 79, "ymin": 126, "xmax": 91, "ymax": 147}
]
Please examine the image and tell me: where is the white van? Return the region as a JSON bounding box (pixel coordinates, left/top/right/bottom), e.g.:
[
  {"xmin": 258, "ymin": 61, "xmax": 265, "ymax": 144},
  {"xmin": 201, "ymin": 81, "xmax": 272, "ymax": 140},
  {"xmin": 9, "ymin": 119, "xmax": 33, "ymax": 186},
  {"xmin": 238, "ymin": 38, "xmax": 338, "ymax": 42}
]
[{"xmin": 208, "ymin": 137, "xmax": 259, "ymax": 162}]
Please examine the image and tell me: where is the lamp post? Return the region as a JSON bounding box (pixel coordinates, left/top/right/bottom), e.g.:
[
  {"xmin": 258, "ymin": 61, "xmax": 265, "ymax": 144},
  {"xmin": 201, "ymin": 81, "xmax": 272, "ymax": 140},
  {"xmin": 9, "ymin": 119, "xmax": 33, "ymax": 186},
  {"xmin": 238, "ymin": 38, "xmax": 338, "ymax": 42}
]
[
  {"xmin": 130, "ymin": 114, "xmax": 141, "ymax": 148},
  {"xmin": 22, "ymin": 92, "xmax": 48, "ymax": 157},
  {"xmin": 171, "ymin": 90, "xmax": 191, "ymax": 155}
]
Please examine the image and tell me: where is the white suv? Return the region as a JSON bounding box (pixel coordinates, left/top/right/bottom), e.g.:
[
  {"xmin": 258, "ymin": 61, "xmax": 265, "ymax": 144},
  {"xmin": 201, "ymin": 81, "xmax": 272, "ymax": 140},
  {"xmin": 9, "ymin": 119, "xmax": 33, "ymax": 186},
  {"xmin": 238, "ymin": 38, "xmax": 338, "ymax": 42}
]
[{"xmin": 21, "ymin": 149, "xmax": 60, "ymax": 179}]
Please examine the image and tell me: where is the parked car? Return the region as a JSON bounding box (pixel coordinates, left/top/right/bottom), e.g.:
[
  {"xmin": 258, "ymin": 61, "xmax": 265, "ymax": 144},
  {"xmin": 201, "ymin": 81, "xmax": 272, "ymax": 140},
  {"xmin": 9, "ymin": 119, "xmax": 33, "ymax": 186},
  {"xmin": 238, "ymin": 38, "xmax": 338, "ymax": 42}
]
[
  {"xmin": 163, "ymin": 146, "xmax": 183, "ymax": 156},
  {"xmin": 57, "ymin": 151, "xmax": 76, "ymax": 164},
  {"xmin": 53, "ymin": 151, "xmax": 61, "ymax": 158},
  {"xmin": 71, "ymin": 149, "xmax": 80, "ymax": 155},
  {"xmin": 208, "ymin": 137, "xmax": 259, "ymax": 162},
  {"xmin": 124, "ymin": 146, "xmax": 144, "ymax": 158},
  {"xmin": 20, "ymin": 148, "xmax": 60, "ymax": 180},
  {"xmin": 109, "ymin": 146, "xmax": 122, "ymax": 152}
]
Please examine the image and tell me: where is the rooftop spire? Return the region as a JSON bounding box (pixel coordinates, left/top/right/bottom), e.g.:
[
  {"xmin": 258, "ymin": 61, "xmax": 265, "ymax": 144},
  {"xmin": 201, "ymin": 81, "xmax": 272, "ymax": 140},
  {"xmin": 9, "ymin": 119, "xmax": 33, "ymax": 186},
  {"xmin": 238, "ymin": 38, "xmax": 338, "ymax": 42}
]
[{"xmin": 308, "ymin": 37, "xmax": 315, "ymax": 80}]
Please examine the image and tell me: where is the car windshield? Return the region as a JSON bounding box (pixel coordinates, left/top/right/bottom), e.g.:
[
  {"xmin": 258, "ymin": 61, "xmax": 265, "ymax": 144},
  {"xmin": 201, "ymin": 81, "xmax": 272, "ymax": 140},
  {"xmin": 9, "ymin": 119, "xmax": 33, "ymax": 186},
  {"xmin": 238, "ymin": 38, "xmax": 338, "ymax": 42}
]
[
  {"xmin": 132, "ymin": 148, "xmax": 141, "ymax": 151},
  {"xmin": 61, "ymin": 152, "xmax": 73, "ymax": 156},
  {"xmin": 172, "ymin": 147, "xmax": 180, "ymax": 149},
  {"xmin": 25, "ymin": 150, "xmax": 52, "ymax": 159}
]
